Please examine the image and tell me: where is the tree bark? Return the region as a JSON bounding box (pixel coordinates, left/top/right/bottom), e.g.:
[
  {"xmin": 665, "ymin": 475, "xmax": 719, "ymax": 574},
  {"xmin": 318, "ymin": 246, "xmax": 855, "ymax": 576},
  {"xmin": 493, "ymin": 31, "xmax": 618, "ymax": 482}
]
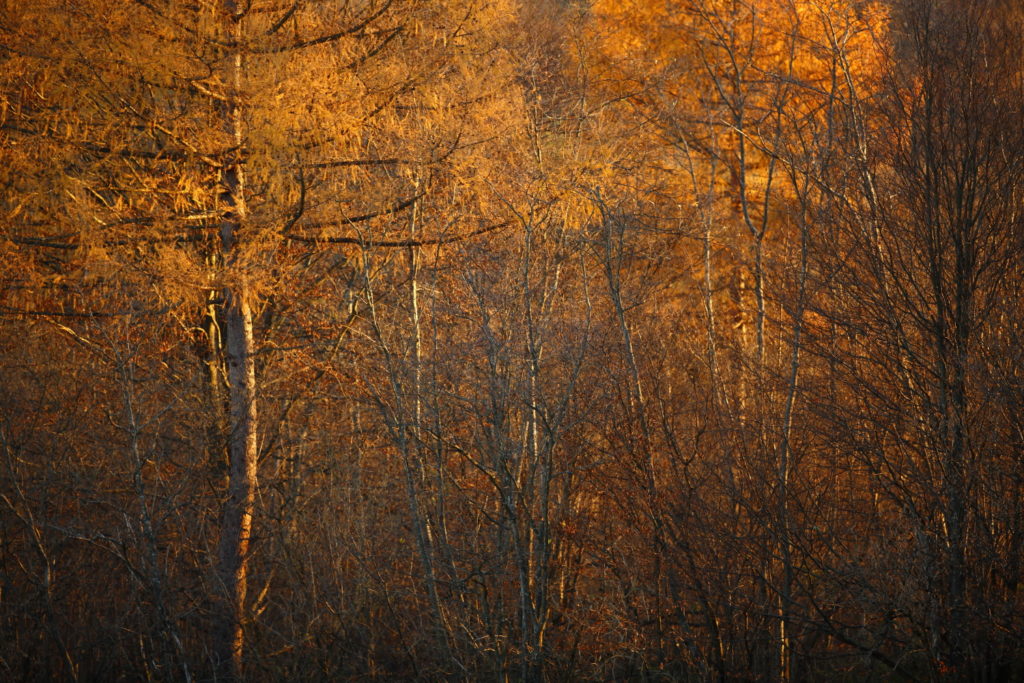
[
  {"xmin": 213, "ymin": 5, "xmax": 255, "ymax": 677},
  {"xmin": 214, "ymin": 292, "xmax": 259, "ymax": 681}
]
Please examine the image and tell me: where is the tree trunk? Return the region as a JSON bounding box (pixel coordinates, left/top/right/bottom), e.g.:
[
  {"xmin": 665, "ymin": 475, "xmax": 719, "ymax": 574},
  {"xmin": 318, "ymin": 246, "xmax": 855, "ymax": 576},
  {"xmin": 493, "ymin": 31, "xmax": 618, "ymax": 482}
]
[
  {"xmin": 214, "ymin": 291, "xmax": 259, "ymax": 681},
  {"xmin": 213, "ymin": 5, "xmax": 254, "ymax": 676}
]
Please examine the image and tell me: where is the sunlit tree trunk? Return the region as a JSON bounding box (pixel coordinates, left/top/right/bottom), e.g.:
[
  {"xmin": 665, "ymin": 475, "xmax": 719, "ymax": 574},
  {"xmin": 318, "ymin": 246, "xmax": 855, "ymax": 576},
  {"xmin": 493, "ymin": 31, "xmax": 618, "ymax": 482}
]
[
  {"xmin": 214, "ymin": 293, "xmax": 258, "ymax": 680},
  {"xmin": 212, "ymin": 4, "xmax": 258, "ymax": 678}
]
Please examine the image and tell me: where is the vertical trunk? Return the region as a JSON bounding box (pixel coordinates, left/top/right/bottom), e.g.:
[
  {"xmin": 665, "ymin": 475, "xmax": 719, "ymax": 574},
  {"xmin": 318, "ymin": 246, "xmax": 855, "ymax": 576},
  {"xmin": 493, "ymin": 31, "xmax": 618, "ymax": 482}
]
[
  {"xmin": 940, "ymin": 227, "xmax": 971, "ymax": 668},
  {"xmin": 205, "ymin": 280, "xmax": 229, "ymax": 479},
  {"xmin": 405, "ymin": 189, "xmax": 456, "ymax": 669},
  {"xmin": 408, "ymin": 179, "xmax": 424, "ymax": 453},
  {"xmin": 776, "ymin": 212, "xmax": 810, "ymax": 683},
  {"xmin": 702, "ymin": 208, "xmax": 719, "ymax": 400},
  {"xmin": 925, "ymin": 260, "xmax": 970, "ymax": 671},
  {"xmin": 521, "ymin": 221, "xmax": 552, "ymax": 682},
  {"xmin": 213, "ymin": 5, "xmax": 255, "ymax": 677},
  {"xmin": 600, "ymin": 209, "xmax": 672, "ymax": 660},
  {"xmin": 214, "ymin": 294, "xmax": 259, "ymax": 681}
]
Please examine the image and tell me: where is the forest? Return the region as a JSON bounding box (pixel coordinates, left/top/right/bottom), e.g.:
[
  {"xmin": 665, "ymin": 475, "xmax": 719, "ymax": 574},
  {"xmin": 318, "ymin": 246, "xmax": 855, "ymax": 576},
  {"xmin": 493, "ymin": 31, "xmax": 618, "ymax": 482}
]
[{"xmin": 1, "ymin": 0, "xmax": 1022, "ymax": 680}]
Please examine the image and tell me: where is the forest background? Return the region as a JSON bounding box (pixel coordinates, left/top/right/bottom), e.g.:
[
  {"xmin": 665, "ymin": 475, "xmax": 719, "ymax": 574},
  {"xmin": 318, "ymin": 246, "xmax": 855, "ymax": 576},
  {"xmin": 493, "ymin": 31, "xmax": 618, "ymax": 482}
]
[{"xmin": 1, "ymin": 0, "xmax": 1023, "ymax": 680}]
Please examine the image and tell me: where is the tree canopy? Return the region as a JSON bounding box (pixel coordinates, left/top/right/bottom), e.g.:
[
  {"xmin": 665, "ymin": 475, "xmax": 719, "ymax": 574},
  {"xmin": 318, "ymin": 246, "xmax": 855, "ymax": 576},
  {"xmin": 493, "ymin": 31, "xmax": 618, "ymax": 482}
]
[{"xmin": 2, "ymin": 0, "xmax": 1022, "ymax": 680}]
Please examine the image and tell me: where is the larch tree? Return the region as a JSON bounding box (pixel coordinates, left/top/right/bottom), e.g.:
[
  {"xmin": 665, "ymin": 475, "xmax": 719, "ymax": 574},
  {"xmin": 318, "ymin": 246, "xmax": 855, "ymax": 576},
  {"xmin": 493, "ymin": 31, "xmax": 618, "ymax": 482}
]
[
  {"xmin": 2, "ymin": 0, "xmax": 522, "ymax": 678},
  {"xmin": 4, "ymin": 0, "xmax": 1024, "ymax": 679},
  {"xmin": 580, "ymin": 0, "xmax": 891, "ymax": 678}
]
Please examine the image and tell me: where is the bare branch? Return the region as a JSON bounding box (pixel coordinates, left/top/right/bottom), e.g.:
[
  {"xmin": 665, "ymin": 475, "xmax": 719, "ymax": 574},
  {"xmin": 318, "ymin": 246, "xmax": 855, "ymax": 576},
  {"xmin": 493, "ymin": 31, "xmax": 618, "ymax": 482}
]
[
  {"xmin": 252, "ymin": 0, "xmax": 396, "ymax": 54},
  {"xmin": 293, "ymin": 191, "xmax": 425, "ymax": 230},
  {"xmin": 283, "ymin": 219, "xmax": 511, "ymax": 247}
]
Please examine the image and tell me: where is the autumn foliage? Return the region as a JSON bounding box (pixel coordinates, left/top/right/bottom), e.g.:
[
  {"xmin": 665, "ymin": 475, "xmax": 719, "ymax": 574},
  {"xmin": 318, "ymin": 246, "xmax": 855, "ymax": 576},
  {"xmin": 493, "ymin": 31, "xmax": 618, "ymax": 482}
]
[{"xmin": 1, "ymin": 0, "xmax": 1022, "ymax": 680}]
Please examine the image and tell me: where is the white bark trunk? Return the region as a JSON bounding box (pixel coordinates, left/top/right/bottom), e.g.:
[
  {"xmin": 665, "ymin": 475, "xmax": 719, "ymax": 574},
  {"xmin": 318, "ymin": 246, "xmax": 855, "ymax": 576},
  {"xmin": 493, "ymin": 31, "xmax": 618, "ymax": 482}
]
[{"xmin": 214, "ymin": 292, "xmax": 259, "ymax": 680}]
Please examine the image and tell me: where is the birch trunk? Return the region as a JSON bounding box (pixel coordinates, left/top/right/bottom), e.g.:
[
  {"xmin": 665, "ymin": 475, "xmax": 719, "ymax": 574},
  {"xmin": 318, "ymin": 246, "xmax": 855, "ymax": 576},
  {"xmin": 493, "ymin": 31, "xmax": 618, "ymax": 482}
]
[
  {"xmin": 214, "ymin": 293, "xmax": 258, "ymax": 680},
  {"xmin": 213, "ymin": 4, "xmax": 257, "ymax": 677}
]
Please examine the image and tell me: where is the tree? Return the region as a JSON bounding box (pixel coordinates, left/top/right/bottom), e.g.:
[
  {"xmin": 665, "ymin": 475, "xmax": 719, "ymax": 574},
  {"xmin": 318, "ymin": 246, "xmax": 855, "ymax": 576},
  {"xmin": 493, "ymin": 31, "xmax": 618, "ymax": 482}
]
[
  {"xmin": 4, "ymin": 0, "xmax": 1024, "ymax": 678},
  {"xmin": 2, "ymin": 0, "xmax": 521, "ymax": 677},
  {"xmin": 809, "ymin": 0, "xmax": 1024, "ymax": 674}
]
